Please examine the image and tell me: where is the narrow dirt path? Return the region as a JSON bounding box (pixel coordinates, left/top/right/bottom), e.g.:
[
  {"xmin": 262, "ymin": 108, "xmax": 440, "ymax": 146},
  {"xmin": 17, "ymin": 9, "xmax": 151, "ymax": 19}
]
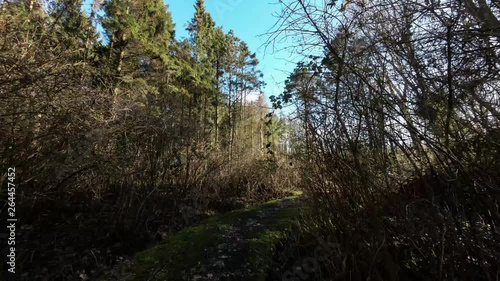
[{"xmin": 104, "ymin": 196, "xmax": 302, "ymax": 281}]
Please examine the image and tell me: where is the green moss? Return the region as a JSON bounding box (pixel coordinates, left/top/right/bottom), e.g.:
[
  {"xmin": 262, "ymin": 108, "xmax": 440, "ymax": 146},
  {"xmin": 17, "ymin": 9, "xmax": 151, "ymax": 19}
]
[
  {"xmin": 247, "ymin": 205, "xmax": 301, "ymax": 280},
  {"xmin": 247, "ymin": 230, "xmax": 288, "ymax": 281},
  {"xmin": 290, "ymin": 190, "xmax": 304, "ymax": 196},
  {"xmin": 121, "ymin": 196, "xmax": 302, "ymax": 281},
  {"xmin": 131, "ymin": 223, "xmax": 228, "ymax": 280}
]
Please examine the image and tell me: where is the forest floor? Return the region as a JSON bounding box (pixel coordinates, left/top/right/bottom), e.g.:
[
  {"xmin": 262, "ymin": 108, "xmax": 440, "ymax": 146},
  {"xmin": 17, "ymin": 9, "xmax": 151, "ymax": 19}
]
[{"xmin": 102, "ymin": 194, "xmax": 303, "ymax": 281}]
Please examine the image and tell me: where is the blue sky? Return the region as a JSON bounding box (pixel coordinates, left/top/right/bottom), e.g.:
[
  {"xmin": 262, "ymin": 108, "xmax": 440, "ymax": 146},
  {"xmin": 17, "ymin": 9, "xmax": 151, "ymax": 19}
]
[{"xmin": 167, "ymin": 0, "xmax": 299, "ymax": 100}]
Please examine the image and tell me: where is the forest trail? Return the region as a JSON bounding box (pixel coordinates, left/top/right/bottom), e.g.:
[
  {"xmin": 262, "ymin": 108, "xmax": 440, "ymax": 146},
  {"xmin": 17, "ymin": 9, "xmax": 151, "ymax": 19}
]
[{"xmin": 105, "ymin": 195, "xmax": 302, "ymax": 281}]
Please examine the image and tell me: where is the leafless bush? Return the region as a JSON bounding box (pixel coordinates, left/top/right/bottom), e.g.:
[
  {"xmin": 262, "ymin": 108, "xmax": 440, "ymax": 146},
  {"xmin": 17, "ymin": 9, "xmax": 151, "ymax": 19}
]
[{"xmin": 268, "ymin": 0, "xmax": 500, "ymax": 279}]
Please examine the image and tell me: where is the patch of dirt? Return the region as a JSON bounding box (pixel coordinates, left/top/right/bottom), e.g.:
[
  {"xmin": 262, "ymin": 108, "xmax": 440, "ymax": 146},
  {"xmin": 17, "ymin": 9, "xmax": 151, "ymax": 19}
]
[{"xmin": 188, "ymin": 198, "xmax": 300, "ymax": 281}]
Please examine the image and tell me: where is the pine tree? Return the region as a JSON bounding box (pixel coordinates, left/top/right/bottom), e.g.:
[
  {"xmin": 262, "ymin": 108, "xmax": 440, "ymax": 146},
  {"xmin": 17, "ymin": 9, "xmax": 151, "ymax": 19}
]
[{"xmin": 187, "ymin": 0, "xmax": 217, "ymax": 143}]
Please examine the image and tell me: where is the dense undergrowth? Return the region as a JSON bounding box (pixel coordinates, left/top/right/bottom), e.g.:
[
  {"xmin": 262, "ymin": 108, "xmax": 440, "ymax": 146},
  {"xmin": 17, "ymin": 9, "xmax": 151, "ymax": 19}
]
[
  {"xmin": 268, "ymin": 164, "xmax": 499, "ymax": 281},
  {"xmin": 7, "ymin": 156, "xmax": 299, "ymax": 280}
]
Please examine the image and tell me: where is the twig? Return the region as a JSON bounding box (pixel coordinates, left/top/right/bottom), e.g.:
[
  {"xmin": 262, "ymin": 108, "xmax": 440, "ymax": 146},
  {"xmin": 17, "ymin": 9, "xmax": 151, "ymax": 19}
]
[{"xmin": 439, "ymin": 226, "xmax": 447, "ymax": 280}]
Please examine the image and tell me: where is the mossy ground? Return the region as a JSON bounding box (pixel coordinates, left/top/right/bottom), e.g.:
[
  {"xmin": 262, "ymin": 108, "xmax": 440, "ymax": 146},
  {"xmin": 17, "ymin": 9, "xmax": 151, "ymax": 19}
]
[{"xmin": 106, "ymin": 195, "xmax": 302, "ymax": 281}]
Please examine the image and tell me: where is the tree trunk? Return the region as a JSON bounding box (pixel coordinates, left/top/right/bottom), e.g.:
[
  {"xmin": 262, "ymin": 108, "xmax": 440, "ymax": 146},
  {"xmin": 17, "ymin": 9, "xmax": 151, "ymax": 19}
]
[
  {"xmin": 228, "ymin": 77, "xmax": 233, "ymax": 170},
  {"xmin": 215, "ymin": 59, "xmax": 219, "ymax": 145}
]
